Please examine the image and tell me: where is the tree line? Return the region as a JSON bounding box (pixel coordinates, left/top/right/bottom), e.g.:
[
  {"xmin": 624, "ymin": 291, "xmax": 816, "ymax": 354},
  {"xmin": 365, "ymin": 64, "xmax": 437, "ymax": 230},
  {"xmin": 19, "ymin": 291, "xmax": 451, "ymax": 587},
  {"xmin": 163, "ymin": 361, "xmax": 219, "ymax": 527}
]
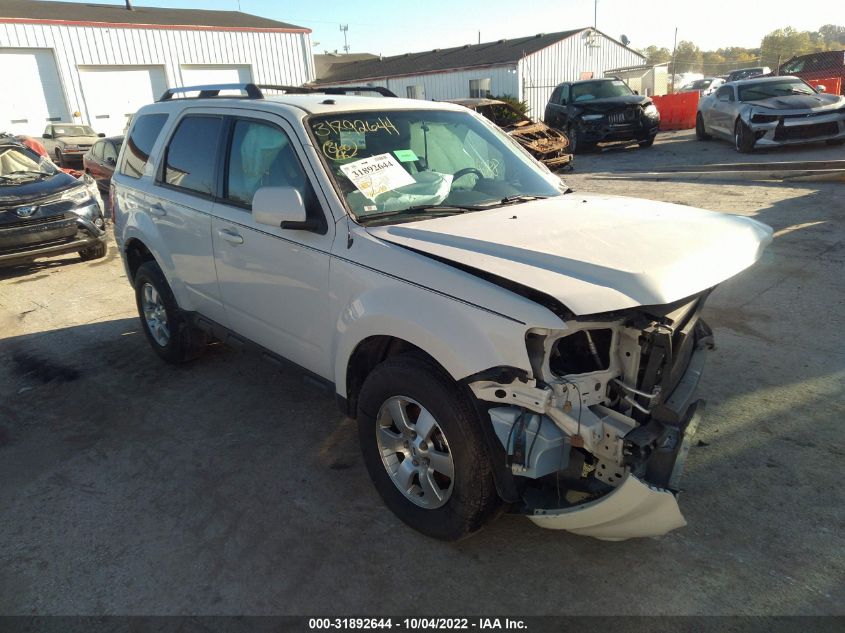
[{"xmin": 640, "ymin": 24, "xmax": 845, "ymax": 75}]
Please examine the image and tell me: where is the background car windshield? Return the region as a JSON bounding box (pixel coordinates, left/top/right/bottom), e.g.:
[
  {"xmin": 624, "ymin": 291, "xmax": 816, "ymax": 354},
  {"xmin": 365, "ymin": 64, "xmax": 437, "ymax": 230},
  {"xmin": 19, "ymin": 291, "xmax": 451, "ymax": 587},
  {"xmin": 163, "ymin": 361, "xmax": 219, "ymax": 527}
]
[
  {"xmin": 571, "ymin": 80, "xmax": 632, "ymax": 102},
  {"xmin": 53, "ymin": 125, "xmax": 96, "ymax": 136},
  {"xmin": 0, "ymin": 146, "xmax": 57, "ymax": 180},
  {"xmin": 683, "ymin": 79, "xmax": 712, "ymax": 90},
  {"xmin": 309, "ymin": 109, "xmax": 562, "ymax": 219},
  {"xmin": 739, "ymin": 80, "xmax": 815, "ymax": 101}
]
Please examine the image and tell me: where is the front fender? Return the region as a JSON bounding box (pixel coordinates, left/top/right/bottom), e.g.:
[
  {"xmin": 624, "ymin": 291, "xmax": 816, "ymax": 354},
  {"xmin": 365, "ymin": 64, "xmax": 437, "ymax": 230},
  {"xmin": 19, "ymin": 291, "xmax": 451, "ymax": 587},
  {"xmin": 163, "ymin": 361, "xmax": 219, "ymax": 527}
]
[{"xmin": 331, "ymin": 268, "xmax": 535, "ymax": 398}]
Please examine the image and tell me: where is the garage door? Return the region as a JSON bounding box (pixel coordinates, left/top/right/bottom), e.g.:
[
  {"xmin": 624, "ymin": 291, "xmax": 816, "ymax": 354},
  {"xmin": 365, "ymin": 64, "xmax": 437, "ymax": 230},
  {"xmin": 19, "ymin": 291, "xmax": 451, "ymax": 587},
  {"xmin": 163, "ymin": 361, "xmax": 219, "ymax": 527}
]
[
  {"xmin": 181, "ymin": 65, "xmax": 253, "ymax": 88},
  {"xmin": 79, "ymin": 66, "xmax": 167, "ymax": 136},
  {"xmin": 0, "ymin": 49, "xmax": 70, "ymax": 136}
]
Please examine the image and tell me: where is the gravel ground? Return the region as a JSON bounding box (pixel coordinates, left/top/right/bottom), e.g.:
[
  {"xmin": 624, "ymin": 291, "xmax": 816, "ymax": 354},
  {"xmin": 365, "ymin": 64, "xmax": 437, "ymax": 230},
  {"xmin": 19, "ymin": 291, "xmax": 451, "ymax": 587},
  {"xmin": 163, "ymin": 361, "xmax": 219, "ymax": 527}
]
[{"xmin": 0, "ymin": 130, "xmax": 843, "ymax": 615}]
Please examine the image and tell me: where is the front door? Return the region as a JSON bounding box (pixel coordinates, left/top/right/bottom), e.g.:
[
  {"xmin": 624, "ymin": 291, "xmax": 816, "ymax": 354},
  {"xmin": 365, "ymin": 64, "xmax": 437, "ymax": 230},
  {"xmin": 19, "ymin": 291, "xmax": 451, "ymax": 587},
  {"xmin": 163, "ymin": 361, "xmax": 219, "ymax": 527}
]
[{"xmin": 211, "ymin": 115, "xmax": 336, "ymax": 379}]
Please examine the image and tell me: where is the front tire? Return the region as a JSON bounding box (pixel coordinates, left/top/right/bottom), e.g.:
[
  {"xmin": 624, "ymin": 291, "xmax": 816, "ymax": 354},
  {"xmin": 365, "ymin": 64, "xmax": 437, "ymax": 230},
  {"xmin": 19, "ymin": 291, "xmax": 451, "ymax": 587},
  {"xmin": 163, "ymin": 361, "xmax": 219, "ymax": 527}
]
[
  {"xmin": 54, "ymin": 149, "xmax": 64, "ymax": 167},
  {"xmin": 734, "ymin": 119, "xmax": 755, "ymax": 153},
  {"xmin": 568, "ymin": 125, "xmax": 593, "ymax": 154},
  {"xmin": 695, "ymin": 113, "xmax": 711, "ymax": 140},
  {"xmin": 134, "ymin": 260, "xmax": 206, "ymax": 364},
  {"xmin": 638, "ymin": 136, "xmax": 656, "ymax": 148},
  {"xmin": 357, "ymin": 353, "xmax": 500, "ymax": 541}
]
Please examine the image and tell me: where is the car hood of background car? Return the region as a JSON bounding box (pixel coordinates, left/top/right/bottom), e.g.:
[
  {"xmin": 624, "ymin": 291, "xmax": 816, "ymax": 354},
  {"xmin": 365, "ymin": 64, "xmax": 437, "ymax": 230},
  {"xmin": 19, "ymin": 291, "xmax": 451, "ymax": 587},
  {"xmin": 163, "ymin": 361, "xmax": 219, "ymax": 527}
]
[
  {"xmin": 0, "ymin": 171, "xmax": 77, "ymax": 206},
  {"xmin": 574, "ymin": 95, "xmax": 650, "ymax": 113},
  {"xmin": 56, "ymin": 135, "xmax": 99, "ymax": 145},
  {"xmin": 366, "ymin": 194, "xmax": 772, "ymax": 316},
  {"xmin": 748, "ymin": 93, "xmax": 844, "ymax": 111}
]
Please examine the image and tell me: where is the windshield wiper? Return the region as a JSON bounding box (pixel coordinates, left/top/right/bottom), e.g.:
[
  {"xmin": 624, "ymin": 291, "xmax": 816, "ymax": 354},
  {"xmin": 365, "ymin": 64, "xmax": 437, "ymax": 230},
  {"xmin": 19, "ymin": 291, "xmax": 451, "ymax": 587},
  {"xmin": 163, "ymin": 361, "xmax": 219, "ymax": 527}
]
[
  {"xmin": 490, "ymin": 194, "xmax": 553, "ymax": 206},
  {"xmin": 358, "ymin": 203, "xmax": 485, "ymax": 224}
]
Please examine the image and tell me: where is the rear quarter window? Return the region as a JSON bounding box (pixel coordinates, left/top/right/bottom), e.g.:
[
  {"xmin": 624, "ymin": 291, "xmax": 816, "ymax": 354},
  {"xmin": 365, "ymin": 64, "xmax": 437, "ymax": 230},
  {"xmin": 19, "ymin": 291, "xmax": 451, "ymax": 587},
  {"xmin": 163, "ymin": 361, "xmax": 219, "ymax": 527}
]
[{"xmin": 119, "ymin": 113, "xmax": 168, "ymax": 179}]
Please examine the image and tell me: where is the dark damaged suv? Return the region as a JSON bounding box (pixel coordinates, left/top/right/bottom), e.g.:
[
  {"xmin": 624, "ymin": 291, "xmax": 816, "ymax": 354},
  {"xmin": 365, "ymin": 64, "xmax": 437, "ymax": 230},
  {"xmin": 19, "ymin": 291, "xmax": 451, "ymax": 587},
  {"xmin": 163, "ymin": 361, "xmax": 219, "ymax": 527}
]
[
  {"xmin": 544, "ymin": 78, "xmax": 660, "ymax": 152},
  {"xmin": 0, "ymin": 135, "xmax": 107, "ymax": 266}
]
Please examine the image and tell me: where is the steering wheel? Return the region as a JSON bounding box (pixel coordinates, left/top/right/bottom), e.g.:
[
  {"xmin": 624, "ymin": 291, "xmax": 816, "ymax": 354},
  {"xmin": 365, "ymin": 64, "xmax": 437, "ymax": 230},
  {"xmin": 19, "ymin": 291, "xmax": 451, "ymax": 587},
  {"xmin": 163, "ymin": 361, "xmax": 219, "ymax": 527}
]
[{"xmin": 451, "ymin": 167, "xmax": 485, "ymax": 184}]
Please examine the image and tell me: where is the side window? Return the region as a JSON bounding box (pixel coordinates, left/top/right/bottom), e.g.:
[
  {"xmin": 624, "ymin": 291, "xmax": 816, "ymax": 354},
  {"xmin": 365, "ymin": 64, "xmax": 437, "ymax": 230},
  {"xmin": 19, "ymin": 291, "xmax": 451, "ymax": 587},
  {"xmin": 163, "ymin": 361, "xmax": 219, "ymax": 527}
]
[
  {"xmin": 550, "ymin": 86, "xmax": 562, "ymax": 104},
  {"xmin": 716, "ymin": 86, "xmax": 733, "ymax": 102},
  {"xmin": 120, "ymin": 113, "xmax": 168, "ymax": 179},
  {"xmin": 560, "ymin": 84, "xmax": 570, "ymax": 104},
  {"xmin": 163, "ymin": 116, "xmax": 222, "ymax": 195},
  {"xmin": 93, "ymin": 141, "xmax": 104, "ymax": 160},
  {"xmin": 103, "ymin": 142, "xmax": 118, "ymax": 164},
  {"xmin": 225, "ymin": 119, "xmax": 308, "ymax": 208}
]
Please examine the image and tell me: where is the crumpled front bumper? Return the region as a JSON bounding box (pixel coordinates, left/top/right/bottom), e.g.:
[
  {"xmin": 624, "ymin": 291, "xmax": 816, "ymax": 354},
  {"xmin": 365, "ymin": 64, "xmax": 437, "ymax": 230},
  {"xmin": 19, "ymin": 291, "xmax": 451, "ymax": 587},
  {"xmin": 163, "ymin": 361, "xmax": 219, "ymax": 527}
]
[
  {"xmin": 528, "ymin": 474, "xmax": 686, "ymax": 540},
  {"xmin": 525, "ymin": 345, "xmax": 707, "ymax": 540}
]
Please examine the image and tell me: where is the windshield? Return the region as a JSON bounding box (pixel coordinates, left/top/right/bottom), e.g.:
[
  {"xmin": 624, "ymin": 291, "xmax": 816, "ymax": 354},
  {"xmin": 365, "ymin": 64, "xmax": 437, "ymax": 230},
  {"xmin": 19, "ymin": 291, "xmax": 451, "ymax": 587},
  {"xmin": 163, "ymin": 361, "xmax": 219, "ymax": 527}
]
[
  {"xmin": 682, "ymin": 79, "xmax": 713, "ymax": 90},
  {"xmin": 739, "ymin": 79, "xmax": 815, "ymax": 101},
  {"xmin": 52, "ymin": 125, "xmax": 96, "ymax": 137},
  {"xmin": 309, "ymin": 109, "xmax": 563, "ymax": 222},
  {"xmin": 0, "ymin": 145, "xmax": 58, "ymax": 184},
  {"xmin": 571, "ymin": 80, "xmax": 633, "ymax": 102}
]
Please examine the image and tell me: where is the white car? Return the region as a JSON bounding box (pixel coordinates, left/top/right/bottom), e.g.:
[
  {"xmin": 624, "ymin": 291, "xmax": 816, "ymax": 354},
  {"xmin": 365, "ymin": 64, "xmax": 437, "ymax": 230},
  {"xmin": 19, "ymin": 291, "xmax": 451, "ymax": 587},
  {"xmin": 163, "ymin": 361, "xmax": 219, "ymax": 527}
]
[{"xmin": 112, "ymin": 84, "xmax": 772, "ymax": 541}]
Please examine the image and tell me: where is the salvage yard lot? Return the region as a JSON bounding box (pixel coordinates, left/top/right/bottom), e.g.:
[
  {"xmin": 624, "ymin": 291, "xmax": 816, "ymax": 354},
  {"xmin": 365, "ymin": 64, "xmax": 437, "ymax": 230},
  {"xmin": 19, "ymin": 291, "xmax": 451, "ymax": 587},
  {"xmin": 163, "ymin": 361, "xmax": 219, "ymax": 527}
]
[{"xmin": 0, "ymin": 130, "xmax": 843, "ymax": 615}]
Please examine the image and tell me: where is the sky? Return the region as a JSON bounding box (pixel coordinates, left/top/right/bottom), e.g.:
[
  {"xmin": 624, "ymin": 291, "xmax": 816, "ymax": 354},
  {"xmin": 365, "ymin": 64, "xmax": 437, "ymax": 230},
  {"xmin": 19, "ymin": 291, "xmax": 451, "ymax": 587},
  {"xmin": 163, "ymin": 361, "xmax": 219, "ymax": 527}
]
[{"xmin": 42, "ymin": 0, "xmax": 839, "ymax": 56}]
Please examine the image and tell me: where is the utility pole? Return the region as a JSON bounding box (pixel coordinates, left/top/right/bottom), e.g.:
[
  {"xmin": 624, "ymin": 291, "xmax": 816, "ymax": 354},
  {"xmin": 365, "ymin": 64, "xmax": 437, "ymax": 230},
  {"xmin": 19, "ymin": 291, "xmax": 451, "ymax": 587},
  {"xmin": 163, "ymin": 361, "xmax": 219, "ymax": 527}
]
[
  {"xmin": 339, "ymin": 24, "xmax": 350, "ymax": 54},
  {"xmin": 670, "ymin": 27, "xmax": 678, "ymax": 93},
  {"xmin": 594, "ymin": 0, "xmax": 598, "ymax": 29},
  {"xmin": 125, "ymin": 0, "xmax": 133, "ymax": 9},
  {"xmin": 478, "ymin": 30, "xmax": 481, "ymax": 45}
]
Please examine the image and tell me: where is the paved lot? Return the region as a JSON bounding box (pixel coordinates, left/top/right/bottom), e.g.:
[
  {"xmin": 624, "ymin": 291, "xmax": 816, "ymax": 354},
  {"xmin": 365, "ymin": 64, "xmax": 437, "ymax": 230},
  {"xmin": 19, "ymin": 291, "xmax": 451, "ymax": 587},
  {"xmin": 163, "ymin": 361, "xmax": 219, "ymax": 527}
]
[{"xmin": 1, "ymin": 130, "xmax": 843, "ymax": 615}]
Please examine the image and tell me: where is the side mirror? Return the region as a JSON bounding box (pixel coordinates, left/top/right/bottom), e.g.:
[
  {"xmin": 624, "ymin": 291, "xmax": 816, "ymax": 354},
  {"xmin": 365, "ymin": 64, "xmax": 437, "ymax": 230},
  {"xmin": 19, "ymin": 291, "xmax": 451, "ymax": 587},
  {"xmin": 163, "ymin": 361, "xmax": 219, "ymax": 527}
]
[
  {"xmin": 815, "ymin": 85, "xmax": 826, "ymax": 93},
  {"xmin": 106, "ymin": 157, "xmax": 116, "ymax": 166},
  {"xmin": 633, "ymin": 90, "xmax": 639, "ymax": 95},
  {"xmin": 253, "ymin": 186, "xmax": 317, "ymax": 231},
  {"xmin": 98, "ymin": 132, "xmax": 106, "ymax": 137},
  {"xmin": 43, "ymin": 133, "xmax": 53, "ymax": 139}
]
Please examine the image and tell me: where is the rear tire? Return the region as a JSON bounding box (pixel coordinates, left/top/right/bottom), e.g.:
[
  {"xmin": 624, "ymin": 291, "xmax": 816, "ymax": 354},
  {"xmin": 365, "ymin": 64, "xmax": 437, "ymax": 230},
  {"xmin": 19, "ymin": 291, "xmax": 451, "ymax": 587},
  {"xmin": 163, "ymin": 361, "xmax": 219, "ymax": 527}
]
[
  {"xmin": 78, "ymin": 241, "xmax": 107, "ymax": 261},
  {"xmin": 734, "ymin": 119, "xmax": 755, "ymax": 153},
  {"xmin": 695, "ymin": 113, "xmax": 711, "ymax": 140},
  {"xmin": 357, "ymin": 353, "xmax": 501, "ymax": 541},
  {"xmin": 134, "ymin": 260, "xmax": 206, "ymax": 364}
]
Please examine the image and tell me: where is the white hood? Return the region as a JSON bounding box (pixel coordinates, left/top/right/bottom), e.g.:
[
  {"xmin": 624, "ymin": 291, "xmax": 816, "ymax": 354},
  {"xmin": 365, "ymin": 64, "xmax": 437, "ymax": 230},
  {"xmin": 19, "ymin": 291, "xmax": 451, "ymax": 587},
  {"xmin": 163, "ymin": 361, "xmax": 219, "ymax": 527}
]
[{"xmin": 366, "ymin": 194, "xmax": 772, "ymax": 315}]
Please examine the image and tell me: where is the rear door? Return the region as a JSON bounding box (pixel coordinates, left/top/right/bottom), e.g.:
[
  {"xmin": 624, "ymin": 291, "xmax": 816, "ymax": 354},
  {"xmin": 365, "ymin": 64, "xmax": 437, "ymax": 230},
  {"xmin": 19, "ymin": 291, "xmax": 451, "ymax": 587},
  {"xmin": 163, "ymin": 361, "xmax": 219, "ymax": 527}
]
[
  {"xmin": 148, "ymin": 111, "xmax": 228, "ymax": 325},
  {"xmin": 210, "ymin": 113, "xmax": 336, "ymax": 378}
]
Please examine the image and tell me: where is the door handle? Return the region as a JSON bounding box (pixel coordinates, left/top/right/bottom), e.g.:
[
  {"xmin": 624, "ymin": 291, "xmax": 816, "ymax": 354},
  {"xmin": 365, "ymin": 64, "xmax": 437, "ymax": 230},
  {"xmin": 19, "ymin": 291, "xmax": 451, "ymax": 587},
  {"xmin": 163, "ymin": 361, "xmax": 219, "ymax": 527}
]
[
  {"xmin": 149, "ymin": 203, "xmax": 167, "ymax": 217},
  {"xmin": 218, "ymin": 228, "xmax": 244, "ymax": 245}
]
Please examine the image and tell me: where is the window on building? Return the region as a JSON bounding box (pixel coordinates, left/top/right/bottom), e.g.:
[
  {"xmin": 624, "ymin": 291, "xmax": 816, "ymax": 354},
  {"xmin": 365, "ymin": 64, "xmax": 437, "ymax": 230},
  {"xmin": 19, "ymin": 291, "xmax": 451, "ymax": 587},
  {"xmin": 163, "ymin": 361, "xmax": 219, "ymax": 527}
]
[
  {"xmin": 469, "ymin": 78, "xmax": 492, "ymax": 98},
  {"xmin": 163, "ymin": 116, "xmax": 222, "ymax": 195},
  {"xmin": 406, "ymin": 85, "xmax": 425, "ymax": 99},
  {"xmin": 120, "ymin": 113, "xmax": 168, "ymax": 179},
  {"xmin": 225, "ymin": 119, "xmax": 308, "ymax": 208}
]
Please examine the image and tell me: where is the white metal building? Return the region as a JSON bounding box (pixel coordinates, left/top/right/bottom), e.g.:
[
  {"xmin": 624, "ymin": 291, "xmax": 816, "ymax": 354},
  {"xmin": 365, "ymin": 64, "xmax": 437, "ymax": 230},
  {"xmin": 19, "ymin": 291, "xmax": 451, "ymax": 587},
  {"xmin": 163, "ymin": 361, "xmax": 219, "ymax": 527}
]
[
  {"xmin": 0, "ymin": 0, "xmax": 314, "ymax": 136},
  {"xmin": 316, "ymin": 29, "xmax": 646, "ymax": 119}
]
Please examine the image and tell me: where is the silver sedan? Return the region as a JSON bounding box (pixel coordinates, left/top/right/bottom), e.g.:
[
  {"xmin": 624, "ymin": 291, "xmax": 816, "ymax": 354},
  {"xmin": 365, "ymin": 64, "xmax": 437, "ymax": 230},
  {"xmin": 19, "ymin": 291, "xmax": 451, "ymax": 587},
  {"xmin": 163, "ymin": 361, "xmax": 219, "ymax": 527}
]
[{"xmin": 695, "ymin": 75, "xmax": 845, "ymax": 153}]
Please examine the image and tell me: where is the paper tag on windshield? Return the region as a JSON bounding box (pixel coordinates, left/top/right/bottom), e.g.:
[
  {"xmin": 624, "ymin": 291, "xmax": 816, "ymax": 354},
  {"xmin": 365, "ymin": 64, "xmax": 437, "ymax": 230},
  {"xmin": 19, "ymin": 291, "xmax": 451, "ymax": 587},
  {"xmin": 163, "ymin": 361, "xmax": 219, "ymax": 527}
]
[
  {"xmin": 393, "ymin": 149, "xmax": 418, "ymax": 162},
  {"xmin": 340, "ymin": 153, "xmax": 415, "ymax": 200}
]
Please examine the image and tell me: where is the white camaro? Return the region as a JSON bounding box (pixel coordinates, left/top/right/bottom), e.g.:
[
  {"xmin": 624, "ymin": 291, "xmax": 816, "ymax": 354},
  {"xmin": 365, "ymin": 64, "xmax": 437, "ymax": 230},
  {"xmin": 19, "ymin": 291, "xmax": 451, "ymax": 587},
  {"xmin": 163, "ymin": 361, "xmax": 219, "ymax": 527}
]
[{"xmin": 112, "ymin": 85, "xmax": 772, "ymax": 541}]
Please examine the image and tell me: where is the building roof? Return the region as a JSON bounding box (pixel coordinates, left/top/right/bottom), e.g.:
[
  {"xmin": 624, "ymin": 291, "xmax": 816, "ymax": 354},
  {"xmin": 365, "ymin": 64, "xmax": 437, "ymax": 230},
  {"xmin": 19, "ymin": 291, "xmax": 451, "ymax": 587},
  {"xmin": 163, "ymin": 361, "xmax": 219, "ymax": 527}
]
[
  {"xmin": 316, "ymin": 29, "xmax": 595, "ymax": 83},
  {"xmin": 0, "ymin": 0, "xmax": 309, "ymax": 32}
]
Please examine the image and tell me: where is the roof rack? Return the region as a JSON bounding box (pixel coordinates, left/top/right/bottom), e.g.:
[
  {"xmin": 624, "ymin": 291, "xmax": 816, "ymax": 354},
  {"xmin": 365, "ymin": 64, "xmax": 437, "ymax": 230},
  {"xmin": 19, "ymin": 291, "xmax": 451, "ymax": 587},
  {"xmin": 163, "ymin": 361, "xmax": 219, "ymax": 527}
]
[
  {"xmin": 157, "ymin": 83, "xmax": 397, "ymax": 102},
  {"xmin": 158, "ymin": 83, "xmax": 265, "ymax": 101},
  {"xmin": 257, "ymin": 84, "xmax": 397, "ymax": 97}
]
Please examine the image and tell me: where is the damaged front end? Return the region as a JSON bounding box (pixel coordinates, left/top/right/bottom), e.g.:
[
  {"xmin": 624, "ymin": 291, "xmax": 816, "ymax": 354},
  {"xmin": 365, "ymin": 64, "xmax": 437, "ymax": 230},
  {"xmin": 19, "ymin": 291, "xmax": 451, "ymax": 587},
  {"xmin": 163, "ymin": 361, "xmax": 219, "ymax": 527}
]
[{"xmin": 468, "ymin": 292, "xmax": 714, "ymax": 540}]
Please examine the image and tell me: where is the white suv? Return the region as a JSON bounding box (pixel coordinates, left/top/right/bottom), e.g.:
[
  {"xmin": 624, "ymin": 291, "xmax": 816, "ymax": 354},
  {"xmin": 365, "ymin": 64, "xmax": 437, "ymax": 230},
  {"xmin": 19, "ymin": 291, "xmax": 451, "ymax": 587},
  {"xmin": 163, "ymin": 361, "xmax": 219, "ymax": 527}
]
[{"xmin": 112, "ymin": 84, "xmax": 772, "ymax": 541}]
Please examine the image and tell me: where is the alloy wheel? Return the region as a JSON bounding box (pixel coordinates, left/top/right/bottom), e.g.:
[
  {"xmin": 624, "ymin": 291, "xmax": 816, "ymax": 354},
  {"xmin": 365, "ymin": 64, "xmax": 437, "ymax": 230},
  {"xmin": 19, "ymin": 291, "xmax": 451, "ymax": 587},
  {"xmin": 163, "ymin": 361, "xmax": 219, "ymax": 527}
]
[
  {"xmin": 141, "ymin": 282, "xmax": 170, "ymax": 347},
  {"xmin": 375, "ymin": 396, "xmax": 455, "ymax": 509}
]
